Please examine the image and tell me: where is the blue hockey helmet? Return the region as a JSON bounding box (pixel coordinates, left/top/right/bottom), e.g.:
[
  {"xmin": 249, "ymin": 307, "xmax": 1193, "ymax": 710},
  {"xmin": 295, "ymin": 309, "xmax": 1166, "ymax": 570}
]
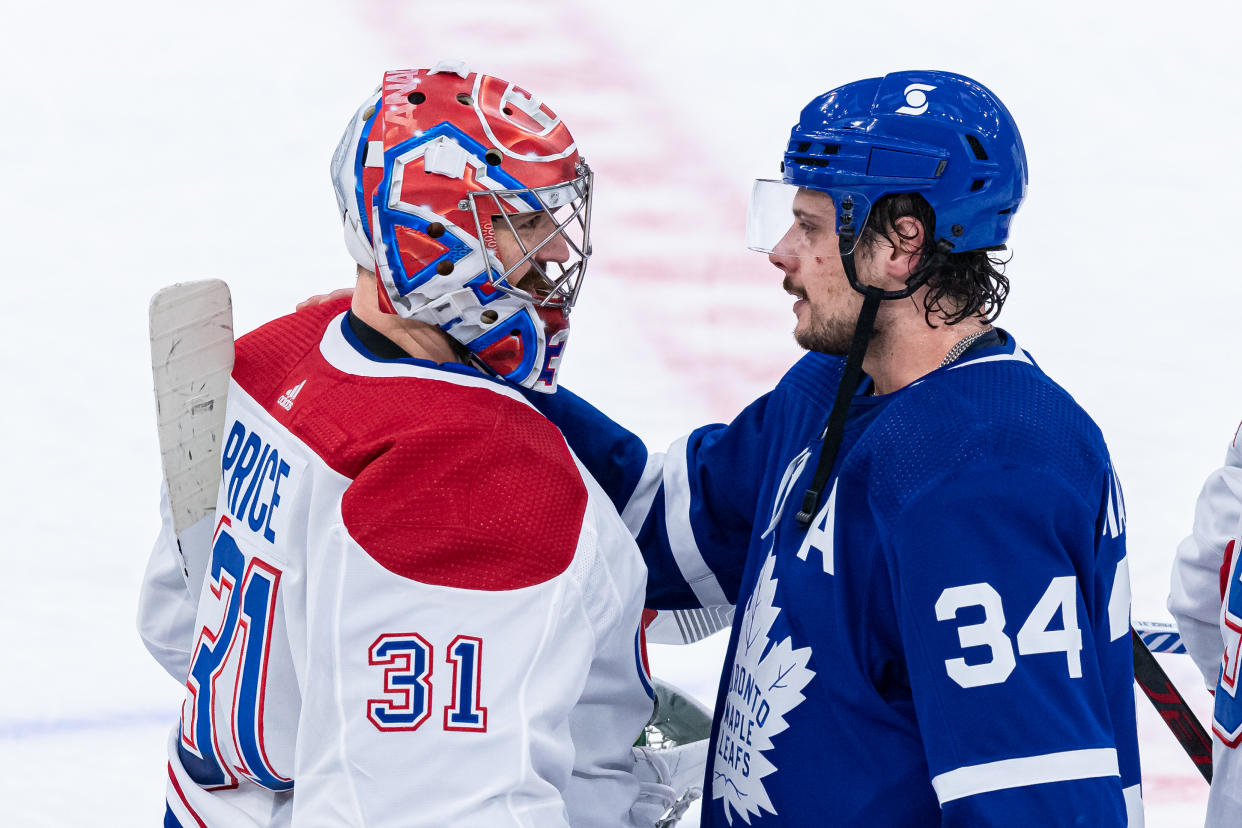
[{"xmin": 749, "ymin": 70, "xmax": 1027, "ymax": 262}]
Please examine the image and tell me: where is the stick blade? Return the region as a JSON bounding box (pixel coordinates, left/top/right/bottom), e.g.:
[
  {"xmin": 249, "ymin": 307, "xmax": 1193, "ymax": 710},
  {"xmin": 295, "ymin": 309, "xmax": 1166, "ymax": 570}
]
[
  {"xmin": 1132, "ymin": 619, "xmax": 1188, "ymax": 654},
  {"xmin": 149, "ymin": 279, "xmax": 234, "ymax": 536}
]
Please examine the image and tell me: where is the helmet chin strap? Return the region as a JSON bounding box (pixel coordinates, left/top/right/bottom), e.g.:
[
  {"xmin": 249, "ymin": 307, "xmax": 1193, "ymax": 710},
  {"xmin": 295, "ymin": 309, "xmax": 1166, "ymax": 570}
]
[
  {"xmin": 794, "ymin": 239, "xmax": 883, "ymax": 528},
  {"xmin": 793, "ymin": 226, "xmax": 944, "ymax": 530}
]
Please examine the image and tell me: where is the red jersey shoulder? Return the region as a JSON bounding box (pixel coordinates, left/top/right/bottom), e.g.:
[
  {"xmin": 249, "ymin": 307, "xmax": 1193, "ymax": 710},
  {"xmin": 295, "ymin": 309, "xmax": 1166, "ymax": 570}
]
[
  {"xmin": 232, "ymin": 298, "xmax": 351, "ymax": 409},
  {"xmin": 339, "ymin": 390, "xmax": 588, "ymax": 591},
  {"xmin": 232, "ymin": 306, "xmax": 588, "ymax": 591}
]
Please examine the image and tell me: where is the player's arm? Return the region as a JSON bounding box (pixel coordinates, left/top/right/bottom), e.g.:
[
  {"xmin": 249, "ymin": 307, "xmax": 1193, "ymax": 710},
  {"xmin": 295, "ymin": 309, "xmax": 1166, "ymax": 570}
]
[
  {"xmin": 526, "ymin": 376, "xmax": 807, "ymax": 610},
  {"xmin": 1169, "ymin": 428, "xmax": 1242, "ymax": 690},
  {"xmin": 561, "ymin": 485, "xmax": 671, "ymax": 825},
  {"xmin": 136, "ymin": 484, "xmax": 211, "ymax": 681},
  {"xmin": 884, "ymin": 464, "xmax": 1138, "ymax": 827}
]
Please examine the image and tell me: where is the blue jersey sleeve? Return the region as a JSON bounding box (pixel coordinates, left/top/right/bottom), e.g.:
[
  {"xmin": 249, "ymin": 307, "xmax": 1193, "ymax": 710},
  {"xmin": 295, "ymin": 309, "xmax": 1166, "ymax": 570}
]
[
  {"xmin": 528, "ymin": 374, "xmax": 822, "ymax": 610},
  {"xmin": 883, "ymin": 463, "xmax": 1139, "ymax": 826},
  {"xmin": 525, "ymin": 386, "xmax": 651, "ymax": 516}
]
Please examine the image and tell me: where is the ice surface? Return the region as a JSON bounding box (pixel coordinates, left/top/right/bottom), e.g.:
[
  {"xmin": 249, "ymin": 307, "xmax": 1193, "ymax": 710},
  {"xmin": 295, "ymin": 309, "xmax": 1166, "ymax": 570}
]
[{"xmin": 2, "ymin": 0, "xmax": 1238, "ymax": 824}]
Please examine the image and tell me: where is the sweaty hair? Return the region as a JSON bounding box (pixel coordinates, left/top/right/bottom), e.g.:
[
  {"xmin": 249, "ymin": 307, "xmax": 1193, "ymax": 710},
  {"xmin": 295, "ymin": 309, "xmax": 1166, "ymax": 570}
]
[{"xmin": 857, "ymin": 193, "xmax": 1010, "ymax": 326}]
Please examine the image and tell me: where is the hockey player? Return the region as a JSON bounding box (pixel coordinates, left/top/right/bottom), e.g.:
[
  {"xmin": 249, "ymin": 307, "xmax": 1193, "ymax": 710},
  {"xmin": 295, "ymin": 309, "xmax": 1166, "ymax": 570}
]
[
  {"xmin": 522, "ymin": 71, "xmax": 1144, "ymax": 825},
  {"xmin": 138, "ymin": 65, "xmax": 678, "ymax": 827},
  {"xmin": 1170, "ymin": 424, "xmax": 1242, "ymax": 825}
]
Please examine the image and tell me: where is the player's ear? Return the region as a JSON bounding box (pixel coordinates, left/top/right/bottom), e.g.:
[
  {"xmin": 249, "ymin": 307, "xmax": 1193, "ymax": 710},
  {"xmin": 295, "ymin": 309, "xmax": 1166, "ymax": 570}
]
[{"xmin": 883, "ymin": 215, "xmax": 925, "ymax": 281}]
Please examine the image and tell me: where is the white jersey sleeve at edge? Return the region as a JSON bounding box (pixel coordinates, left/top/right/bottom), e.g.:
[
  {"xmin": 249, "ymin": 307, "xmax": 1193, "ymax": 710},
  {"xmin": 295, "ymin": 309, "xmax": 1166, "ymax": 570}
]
[
  {"xmin": 1169, "ymin": 435, "xmax": 1242, "ymax": 691},
  {"xmin": 562, "ymin": 476, "xmax": 653, "ymax": 828},
  {"xmin": 137, "ymin": 483, "xmax": 209, "ymax": 682}
]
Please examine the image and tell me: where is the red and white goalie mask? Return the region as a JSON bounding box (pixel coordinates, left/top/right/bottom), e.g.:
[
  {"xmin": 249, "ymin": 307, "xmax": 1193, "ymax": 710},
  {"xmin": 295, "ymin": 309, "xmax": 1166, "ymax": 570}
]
[{"xmin": 330, "ymin": 62, "xmax": 593, "ymax": 392}]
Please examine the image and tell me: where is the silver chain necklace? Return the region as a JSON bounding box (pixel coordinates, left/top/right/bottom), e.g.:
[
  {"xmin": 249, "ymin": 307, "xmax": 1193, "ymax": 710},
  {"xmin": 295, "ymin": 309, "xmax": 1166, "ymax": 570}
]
[
  {"xmin": 871, "ymin": 327, "xmax": 994, "ymax": 396},
  {"xmin": 939, "ymin": 327, "xmax": 993, "ymax": 368}
]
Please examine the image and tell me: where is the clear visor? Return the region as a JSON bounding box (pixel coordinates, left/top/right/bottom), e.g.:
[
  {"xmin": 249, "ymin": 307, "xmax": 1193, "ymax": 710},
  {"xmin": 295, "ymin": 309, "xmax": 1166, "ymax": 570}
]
[
  {"xmin": 746, "ymin": 179, "xmax": 871, "ymax": 258},
  {"xmin": 467, "ymin": 164, "xmax": 593, "ymax": 313}
]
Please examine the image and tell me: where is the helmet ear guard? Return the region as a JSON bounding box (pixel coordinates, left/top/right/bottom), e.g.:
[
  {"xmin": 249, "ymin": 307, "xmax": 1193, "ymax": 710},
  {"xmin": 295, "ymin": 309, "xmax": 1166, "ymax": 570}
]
[{"xmin": 330, "ymin": 64, "xmax": 592, "ymax": 392}]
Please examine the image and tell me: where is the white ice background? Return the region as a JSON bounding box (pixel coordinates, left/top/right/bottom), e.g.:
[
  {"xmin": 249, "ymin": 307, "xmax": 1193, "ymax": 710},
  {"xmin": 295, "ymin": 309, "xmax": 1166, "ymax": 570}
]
[{"xmin": 1, "ymin": 0, "xmax": 1238, "ymax": 824}]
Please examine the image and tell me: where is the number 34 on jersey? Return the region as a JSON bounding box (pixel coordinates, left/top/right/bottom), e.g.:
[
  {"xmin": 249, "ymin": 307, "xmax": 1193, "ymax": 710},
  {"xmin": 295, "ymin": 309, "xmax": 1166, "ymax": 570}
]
[{"xmin": 935, "ymin": 565, "xmax": 1131, "ymax": 689}]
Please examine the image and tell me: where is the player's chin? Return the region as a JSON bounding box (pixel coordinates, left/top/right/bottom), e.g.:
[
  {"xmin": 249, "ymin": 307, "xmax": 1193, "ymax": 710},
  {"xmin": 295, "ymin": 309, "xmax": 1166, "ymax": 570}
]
[
  {"xmin": 794, "ymin": 320, "xmax": 848, "ymax": 356},
  {"xmin": 792, "ymin": 322, "xmax": 815, "ymax": 351},
  {"xmin": 791, "ymin": 311, "xmax": 816, "ymax": 344},
  {"xmin": 513, "ymin": 266, "xmax": 556, "ymax": 297}
]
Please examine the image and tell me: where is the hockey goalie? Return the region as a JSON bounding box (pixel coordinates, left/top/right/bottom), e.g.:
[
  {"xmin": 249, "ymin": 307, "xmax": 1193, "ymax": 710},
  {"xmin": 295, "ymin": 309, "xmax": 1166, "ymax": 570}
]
[{"xmin": 137, "ymin": 64, "xmax": 705, "ymax": 827}]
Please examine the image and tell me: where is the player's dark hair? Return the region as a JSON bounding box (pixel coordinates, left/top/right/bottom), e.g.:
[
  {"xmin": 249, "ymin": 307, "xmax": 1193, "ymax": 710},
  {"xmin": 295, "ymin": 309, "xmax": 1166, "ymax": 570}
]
[{"xmin": 858, "ymin": 193, "xmax": 1010, "ymax": 326}]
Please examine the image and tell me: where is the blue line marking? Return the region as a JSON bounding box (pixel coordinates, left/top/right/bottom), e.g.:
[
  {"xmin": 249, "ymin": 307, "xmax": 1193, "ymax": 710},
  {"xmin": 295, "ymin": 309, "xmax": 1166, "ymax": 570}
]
[{"xmin": 0, "ymin": 708, "xmax": 173, "ymax": 741}]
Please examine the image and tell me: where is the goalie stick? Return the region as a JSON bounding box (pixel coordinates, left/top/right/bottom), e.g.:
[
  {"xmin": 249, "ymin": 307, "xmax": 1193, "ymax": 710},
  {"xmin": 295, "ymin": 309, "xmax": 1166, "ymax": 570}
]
[{"xmin": 149, "ymin": 279, "xmax": 234, "ymax": 591}]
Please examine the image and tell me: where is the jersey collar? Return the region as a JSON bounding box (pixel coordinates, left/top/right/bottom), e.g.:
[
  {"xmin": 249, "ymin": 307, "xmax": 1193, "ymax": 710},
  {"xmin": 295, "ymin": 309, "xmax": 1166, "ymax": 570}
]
[{"xmin": 319, "ymin": 312, "xmax": 533, "ymax": 407}]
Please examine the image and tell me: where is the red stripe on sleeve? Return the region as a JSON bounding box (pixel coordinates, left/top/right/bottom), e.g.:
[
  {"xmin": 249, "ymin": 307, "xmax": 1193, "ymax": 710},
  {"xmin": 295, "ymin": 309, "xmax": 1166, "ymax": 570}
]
[
  {"xmin": 167, "ymin": 762, "xmax": 209, "ymax": 828},
  {"xmin": 1221, "ymin": 539, "xmax": 1236, "ymax": 602}
]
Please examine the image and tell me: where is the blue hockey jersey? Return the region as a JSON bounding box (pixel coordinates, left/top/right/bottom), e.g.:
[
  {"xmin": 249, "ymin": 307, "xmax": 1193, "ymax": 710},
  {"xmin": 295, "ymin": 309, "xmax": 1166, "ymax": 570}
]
[{"xmin": 531, "ymin": 332, "xmax": 1142, "ymax": 826}]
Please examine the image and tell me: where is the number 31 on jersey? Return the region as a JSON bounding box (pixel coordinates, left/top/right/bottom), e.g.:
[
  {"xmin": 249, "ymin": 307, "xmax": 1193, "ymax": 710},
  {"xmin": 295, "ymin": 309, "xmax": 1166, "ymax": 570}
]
[{"xmin": 368, "ymin": 634, "xmax": 488, "ymax": 733}]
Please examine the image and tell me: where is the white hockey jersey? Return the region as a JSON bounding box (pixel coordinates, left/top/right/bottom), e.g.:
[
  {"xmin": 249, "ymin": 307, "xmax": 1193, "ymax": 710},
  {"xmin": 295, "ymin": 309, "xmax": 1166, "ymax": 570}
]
[
  {"xmin": 1170, "ymin": 421, "xmax": 1242, "ymax": 827},
  {"xmin": 138, "ymin": 301, "xmax": 654, "ymax": 827}
]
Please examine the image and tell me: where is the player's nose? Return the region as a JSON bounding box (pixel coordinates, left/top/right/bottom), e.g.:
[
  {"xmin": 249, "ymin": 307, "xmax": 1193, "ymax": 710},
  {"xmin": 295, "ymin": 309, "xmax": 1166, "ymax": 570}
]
[
  {"xmin": 768, "ymin": 226, "xmax": 799, "ymax": 272},
  {"xmin": 535, "ymin": 231, "xmax": 571, "ymax": 264},
  {"xmin": 768, "ymin": 247, "xmax": 796, "ymax": 273}
]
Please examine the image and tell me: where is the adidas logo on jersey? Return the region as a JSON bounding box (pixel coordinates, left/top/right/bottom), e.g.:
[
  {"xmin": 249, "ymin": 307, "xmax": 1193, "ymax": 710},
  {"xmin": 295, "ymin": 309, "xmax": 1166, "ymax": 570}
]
[{"xmin": 277, "ymin": 379, "xmax": 306, "ymax": 411}]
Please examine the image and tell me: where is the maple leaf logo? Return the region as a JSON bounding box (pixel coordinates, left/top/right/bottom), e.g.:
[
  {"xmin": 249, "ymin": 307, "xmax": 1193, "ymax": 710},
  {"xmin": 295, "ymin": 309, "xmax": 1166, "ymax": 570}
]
[{"xmin": 713, "ymin": 547, "xmax": 815, "ymax": 825}]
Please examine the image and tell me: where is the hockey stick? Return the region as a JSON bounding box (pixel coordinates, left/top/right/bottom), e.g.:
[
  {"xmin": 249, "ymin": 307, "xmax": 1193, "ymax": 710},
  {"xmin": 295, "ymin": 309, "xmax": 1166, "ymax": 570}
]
[
  {"xmin": 149, "ymin": 279, "xmax": 234, "ymax": 590},
  {"xmin": 1131, "ymin": 627, "xmax": 1213, "ymax": 782},
  {"xmin": 1130, "ymin": 619, "xmax": 1214, "ymax": 781},
  {"xmin": 1132, "ymin": 619, "xmax": 1187, "ymax": 654}
]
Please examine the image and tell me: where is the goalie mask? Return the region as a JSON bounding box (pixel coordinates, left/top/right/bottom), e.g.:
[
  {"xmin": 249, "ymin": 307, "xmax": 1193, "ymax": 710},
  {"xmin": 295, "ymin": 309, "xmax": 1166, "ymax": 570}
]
[{"xmin": 330, "ymin": 62, "xmax": 592, "ymax": 392}]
